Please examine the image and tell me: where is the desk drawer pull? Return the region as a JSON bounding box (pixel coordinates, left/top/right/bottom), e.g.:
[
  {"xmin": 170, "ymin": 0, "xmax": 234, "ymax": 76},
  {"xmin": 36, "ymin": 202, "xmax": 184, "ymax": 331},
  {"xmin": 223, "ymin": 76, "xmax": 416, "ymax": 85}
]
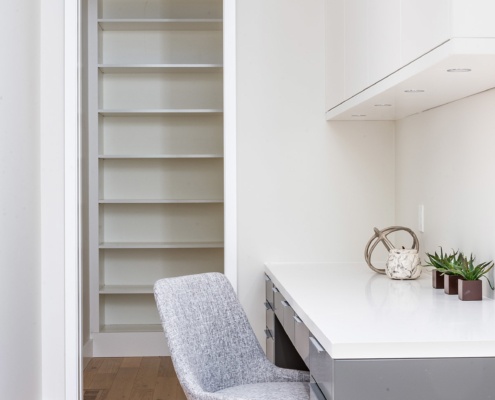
[
  {"xmin": 293, "ymin": 315, "xmax": 303, "ymax": 324},
  {"xmin": 281, "ymin": 300, "xmax": 290, "ymax": 307},
  {"xmin": 309, "ymin": 336, "xmax": 325, "ymax": 354},
  {"xmin": 265, "ymin": 329, "xmax": 273, "ymax": 339},
  {"xmin": 272, "ymin": 287, "xmax": 280, "ymax": 293},
  {"xmin": 264, "ymin": 301, "xmax": 272, "ymax": 311}
]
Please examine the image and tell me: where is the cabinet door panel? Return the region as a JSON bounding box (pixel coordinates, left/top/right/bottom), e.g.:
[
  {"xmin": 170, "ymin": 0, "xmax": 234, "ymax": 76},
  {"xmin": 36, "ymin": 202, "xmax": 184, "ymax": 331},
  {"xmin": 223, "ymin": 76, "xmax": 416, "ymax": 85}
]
[
  {"xmin": 367, "ymin": 0, "xmax": 401, "ymax": 84},
  {"xmin": 282, "ymin": 302, "xmax": 295, "ymax": 344},
  {"xmin": 325, "ymin": 0, "xmax": 346, "ymax": 110},
  {"xmin": 273, "ymin": 288, "xmax": 284, "ymax": 324},
  {"xmin": 294, "ymin": 315, "xmax": 310, "ymax": 368},
  {"xmin": 309, "ymin": 336, "xmax": 334, "ymax": 400},
  {"xmin": 452, "ymin": 0, "xmax": 495, "ymax": 37},
  {"xmin": 401, "ymin": 0, "xmax": 451, "ymax": 65},
  {"xmin": 265, "ymin": 275, "xmax": 274, "ymax": 308},
  {"xmin": 265, "ymin": 302, "xmax": 275, "ymax": 333},
  {"xmin": 345, "ymin": 0, "xmax": 369, "ymax": 98},
  {"xmin": 265, "ymin": 329, "xmax": 275, "ymax": 363}
]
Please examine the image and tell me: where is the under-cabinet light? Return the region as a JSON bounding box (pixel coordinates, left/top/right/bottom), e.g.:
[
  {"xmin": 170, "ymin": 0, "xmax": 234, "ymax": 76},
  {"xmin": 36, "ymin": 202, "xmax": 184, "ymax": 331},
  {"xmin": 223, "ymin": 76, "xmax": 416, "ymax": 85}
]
[
  {"xmin": 374, "ymin": 104, "xmax": 392, "ymax": 107},
  {"xmin": 404, "ymin": 89, "xmax": 425, "ymax": 93},
  {"xmin": 351, "ymin": 114, "xmax": 367, "ymax": 117},
  {"xmin": 447, "ymin": 68, "xmax": 471, "ymax": 72}
]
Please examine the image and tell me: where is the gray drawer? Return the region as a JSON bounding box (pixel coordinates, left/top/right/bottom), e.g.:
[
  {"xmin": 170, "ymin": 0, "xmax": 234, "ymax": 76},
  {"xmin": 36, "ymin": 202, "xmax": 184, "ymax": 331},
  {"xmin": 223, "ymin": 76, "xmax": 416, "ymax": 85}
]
[
  {"xmin": 273, "ymin": 287, "xmax": 284, "ymax": 323},
  {"xmin": 265, "ymin": 328, "xmax": 275, "ymax": 363},
  {"xmin": 265, "ymin": 274, "xmax": 274, "ymax": 307},
  {"xmin": 309, "ymin": 336, "xmax": 334, "ymax": 400},
  {"xmin": 310, "ymin": 380, "xmax": 327, "ymax": 400},
  {"xmin": 265, "ymin": 301, "xmax": 275, "ymax": 332},
  {"xmin": 282, "ymin": 301, "xmax": 295, "ymax": 344},
  {"xmin": 294, "ymin": 314, "xmax": 310, "ymax": 367}
]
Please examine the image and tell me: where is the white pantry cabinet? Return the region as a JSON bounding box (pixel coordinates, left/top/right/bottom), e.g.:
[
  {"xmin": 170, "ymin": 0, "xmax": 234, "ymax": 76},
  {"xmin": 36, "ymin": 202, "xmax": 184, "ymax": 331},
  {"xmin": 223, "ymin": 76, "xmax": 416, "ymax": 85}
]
[
  {"xmin": 344, "ymin": 0, "xmax": 368, "ymax": 99},
  {"xmin": 400, "ymin": 0, "xmax": 451, "ymax": 67},
  {"xmin": 326, "ymin": 0, "xmax": 495, "ymax": 120},
  {"xmin": 87, "ymin": 0, "xmax": 225, "ymax": 356}
]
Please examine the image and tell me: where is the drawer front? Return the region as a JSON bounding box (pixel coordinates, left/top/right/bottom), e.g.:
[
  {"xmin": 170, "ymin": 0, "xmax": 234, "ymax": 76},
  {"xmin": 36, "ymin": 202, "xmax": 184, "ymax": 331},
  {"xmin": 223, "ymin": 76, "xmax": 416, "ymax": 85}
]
[
  {"xmin": 273, "ymin": 288, "xmax": 284, "ymax": 323},
  {"xmin": 265, "ymin": 274, "xmax": 274, "ymax": 307},
  {"xmin": 309, "ymin": 336, "xmax": 334, "ymax": 400},
  {"xmin": 265, "ymin": 328, "xmax": 275, "ymax": 363},
  {"xmin": 265, "ymin": 301, "xmax": 275, "ymax": 332},
  {"xmin": 283, "ymin": 301, "xmax": 295, "ymax": 344},
  {"xmin": 294, "ymin": 314, "xmax": 310, "ymax": 368},
  {"xmin": 310, "ymin": 381, "xmax": 327, "ymax": 400}
]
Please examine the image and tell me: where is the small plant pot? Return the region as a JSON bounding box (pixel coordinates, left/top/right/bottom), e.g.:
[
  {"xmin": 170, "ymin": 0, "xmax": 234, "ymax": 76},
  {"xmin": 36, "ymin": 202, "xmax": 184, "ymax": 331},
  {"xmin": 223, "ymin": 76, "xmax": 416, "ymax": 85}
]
[
  {"xmin": 432, "ymin": 270, "xmax": 444, "ymax": 289},
  {"xmin": 458, "ymin": 279, "xmax": 482, "ymax": 301},
  {"xmin": 444, "ymin": 274, "xmax": 460, "ymax": 295}
]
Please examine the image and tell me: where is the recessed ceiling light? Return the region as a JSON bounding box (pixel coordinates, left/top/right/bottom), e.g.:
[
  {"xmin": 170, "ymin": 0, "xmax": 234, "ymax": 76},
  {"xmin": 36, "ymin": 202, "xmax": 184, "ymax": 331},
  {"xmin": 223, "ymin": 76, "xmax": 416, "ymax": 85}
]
[
  {"xmin": 447, "ymin": 68, "xmax": 471, "ymax": 72},
  {"xmin": 374, "ymin": 104, "xmax": 392, "ymax": 107},
  {"xmin": 404, "ymin": 89, "xmax": 425, "ymax": 93}
]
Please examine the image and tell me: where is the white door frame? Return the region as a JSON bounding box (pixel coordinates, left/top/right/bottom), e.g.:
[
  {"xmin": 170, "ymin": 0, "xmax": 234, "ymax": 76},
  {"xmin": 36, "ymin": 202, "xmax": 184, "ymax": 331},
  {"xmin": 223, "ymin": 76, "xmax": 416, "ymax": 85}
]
[
  {"xmin": 64, "ymin": 0, "xmax": 237, "ymax": 397},
  {"xmin": 65, "ymin": 0, "xmax": 82, "ymax": 398}
]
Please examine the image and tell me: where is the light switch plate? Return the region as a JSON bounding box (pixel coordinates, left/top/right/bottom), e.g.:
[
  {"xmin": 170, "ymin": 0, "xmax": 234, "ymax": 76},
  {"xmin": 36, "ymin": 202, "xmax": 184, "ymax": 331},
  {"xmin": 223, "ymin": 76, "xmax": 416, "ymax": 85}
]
[{"xmin": 418, "ymin": 204, "xmax": 424, "ymax": 233}]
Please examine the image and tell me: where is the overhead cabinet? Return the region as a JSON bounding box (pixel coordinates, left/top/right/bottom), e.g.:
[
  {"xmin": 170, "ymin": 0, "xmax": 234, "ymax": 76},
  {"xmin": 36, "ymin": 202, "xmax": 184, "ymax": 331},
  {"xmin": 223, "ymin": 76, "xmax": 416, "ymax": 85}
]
[
  {"xmin": 87, "ymin": 0, "xmax": 224, "ymax": 356},
  {"xmin": 326, "ymin": 0, "xmax": 495, "ymax": 120}
]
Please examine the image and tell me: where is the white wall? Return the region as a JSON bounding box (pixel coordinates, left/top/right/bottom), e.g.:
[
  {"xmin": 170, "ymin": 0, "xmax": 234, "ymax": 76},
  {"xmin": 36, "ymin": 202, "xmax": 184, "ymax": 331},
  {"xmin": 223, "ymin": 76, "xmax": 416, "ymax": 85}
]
[
  {"xmin": 236, "ymin": 0, "xmax": 396, "ymax": 343},
  {"xmin": 0, "ymin": 1, "xmax": 42, "ymax": 399},
  {"xmin": 40, "ymin": 0, "xmax": 67, "ymax": 398},
  {"xmin": 396, "ymin": 88, "xmax": 495, "ymax": 295}
]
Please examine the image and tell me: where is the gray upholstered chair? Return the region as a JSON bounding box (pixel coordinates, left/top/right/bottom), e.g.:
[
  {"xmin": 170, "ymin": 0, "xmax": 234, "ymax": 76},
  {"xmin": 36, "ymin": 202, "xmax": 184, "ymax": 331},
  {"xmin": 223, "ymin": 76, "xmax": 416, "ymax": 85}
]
[{"xmin": 154, "ymin": 272, "xmax": 310, "ymax": 400}]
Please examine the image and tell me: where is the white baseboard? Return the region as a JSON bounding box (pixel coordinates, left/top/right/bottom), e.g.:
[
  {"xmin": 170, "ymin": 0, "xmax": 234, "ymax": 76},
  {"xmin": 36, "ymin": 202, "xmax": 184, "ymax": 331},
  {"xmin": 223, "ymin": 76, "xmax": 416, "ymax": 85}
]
[{"xmin": 92, "ymin": 331, "xmax": 169, "ymax": 357}]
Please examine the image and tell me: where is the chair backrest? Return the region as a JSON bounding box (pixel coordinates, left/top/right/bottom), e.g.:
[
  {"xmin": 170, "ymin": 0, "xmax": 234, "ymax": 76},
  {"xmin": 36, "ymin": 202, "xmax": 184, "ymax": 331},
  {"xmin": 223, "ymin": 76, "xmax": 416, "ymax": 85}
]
[{"xmin": 154, "ymin": 273, "xmax": 268, "ymax": 395}]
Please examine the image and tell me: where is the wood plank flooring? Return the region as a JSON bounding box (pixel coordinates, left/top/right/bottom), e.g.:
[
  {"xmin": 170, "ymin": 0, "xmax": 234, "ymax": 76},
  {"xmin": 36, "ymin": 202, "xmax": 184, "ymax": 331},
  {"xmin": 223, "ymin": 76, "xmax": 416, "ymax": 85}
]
[{"xmin": 83, "ymin": 357, "xmax": 187, "ymax": 400}]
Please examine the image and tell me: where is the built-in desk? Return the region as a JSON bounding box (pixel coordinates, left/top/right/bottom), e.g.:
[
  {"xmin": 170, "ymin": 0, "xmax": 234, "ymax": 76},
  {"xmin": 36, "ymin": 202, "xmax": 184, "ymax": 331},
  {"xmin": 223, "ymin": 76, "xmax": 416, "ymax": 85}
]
[{"xmin": 265, "ymin": 262, "xmax": 495, "ymax": 400}]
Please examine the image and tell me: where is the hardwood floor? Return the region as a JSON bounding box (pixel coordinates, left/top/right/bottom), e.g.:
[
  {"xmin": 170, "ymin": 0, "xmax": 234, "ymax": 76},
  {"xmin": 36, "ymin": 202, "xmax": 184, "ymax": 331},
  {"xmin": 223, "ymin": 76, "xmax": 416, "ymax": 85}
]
[{"xmin": 83, "ymin": 357, "xmax": 187, "ymax": 400}]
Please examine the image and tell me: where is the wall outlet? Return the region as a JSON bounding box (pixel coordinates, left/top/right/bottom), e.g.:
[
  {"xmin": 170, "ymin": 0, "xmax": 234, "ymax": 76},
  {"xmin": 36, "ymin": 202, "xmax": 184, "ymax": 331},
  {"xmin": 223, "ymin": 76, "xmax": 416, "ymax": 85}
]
[{"xmin": 418, "ymin": 204, "xmax": 424, "ymax": 233}]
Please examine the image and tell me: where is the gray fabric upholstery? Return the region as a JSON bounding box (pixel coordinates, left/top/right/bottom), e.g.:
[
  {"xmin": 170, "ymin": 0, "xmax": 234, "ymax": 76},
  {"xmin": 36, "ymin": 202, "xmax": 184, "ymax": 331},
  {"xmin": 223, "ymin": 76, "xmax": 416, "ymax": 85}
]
[{"xmin": 154, "ymin": 272, "xmax": 309, "ymax": 400}]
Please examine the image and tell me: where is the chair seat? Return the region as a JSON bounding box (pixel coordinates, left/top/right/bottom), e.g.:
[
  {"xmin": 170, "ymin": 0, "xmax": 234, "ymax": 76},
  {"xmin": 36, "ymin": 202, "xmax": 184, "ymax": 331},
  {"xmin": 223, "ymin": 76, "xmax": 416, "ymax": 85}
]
[{"xmin": 216, "ymin": 381, "xmax": 310, "ymax": 400}]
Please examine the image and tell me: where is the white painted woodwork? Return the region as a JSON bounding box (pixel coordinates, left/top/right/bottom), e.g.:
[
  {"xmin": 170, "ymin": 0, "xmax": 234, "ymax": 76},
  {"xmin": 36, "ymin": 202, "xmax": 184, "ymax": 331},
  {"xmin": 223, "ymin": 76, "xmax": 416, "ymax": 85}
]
[
  {"xmin": 324, "ymin": 0, "xmax": 346, "ymax": 108},
  {"xmin": 367, "ymin": 0, "xmax": 401, "ymax": 85},
  {"xmin": 400, "ymin": 0, "xmax": 451, "ymax": 66},
  {"xmin": 451, "ymin": 0, "xmax": 495, "ymax": 38},
  {"xmin": 326, "ymin": 1, "xmax": 495, "ymax": 120},
  {"xmin": 327, "ymin": 38, "xmax": 495, "ymax": 120},
  {"xmin": 344, "ymin": 0, "xmax": 368, "ymax": 98}
]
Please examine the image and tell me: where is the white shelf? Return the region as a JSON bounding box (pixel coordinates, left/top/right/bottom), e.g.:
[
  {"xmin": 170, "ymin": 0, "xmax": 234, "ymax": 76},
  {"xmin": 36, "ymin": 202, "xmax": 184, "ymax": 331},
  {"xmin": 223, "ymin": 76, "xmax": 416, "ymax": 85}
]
[
  {"xmin": 99, "ymin": 109, "xmax": 223, "ymax": 116},
  {"xmin": 99, "ymin": 154, "xmax": 223, "ymax": 159},
  {"xmin": 100, "ymin": 324, "xmax": 163, "ymax": 333},
  {"xmin": 98, "ymin": 19, "xmax": 223, "ymax": 31},
  {"xmin": 100, "ymin": 285, "xmax": 154, "ymax": 294},
  {"xmin": 99, "ymin": 199, "xmax": 223, "ymax": 204},
  {"xmin": 88, "ymin": 0, "xmax": 225, "ymax": 355},
  {"xmin": 99, "ymin": 241, "xmax": 224, "ymax": 249},
  {"xmin": 99, "ymin": 64, "xmax": 222, "ymax": 73}
]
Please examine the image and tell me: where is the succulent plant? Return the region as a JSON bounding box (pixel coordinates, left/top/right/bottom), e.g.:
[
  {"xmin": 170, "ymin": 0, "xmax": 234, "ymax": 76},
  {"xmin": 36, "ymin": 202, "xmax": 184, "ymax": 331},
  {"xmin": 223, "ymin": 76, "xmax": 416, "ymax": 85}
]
[
  {"xmin": 424, "ymin": 248, "xmax": 459, "ymax": 275},
  {"xmin": 448, "ymin": 253, "xmax": 494, "ymax": 289}
]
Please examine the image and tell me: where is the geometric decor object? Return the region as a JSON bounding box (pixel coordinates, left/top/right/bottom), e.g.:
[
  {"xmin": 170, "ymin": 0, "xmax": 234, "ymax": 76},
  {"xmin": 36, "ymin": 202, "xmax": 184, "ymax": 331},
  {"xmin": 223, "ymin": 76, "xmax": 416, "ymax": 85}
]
[{"xmin": 364, "ymin": 226, "xmax": 419, "ymax": 274}]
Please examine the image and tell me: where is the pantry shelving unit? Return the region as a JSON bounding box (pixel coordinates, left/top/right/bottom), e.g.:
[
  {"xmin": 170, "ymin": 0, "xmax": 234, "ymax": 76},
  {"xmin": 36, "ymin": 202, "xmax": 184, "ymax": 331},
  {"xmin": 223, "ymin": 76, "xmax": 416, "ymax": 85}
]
[{"xmin": 87, "ymin": 0, "xmax": 225, "ymax": 356}]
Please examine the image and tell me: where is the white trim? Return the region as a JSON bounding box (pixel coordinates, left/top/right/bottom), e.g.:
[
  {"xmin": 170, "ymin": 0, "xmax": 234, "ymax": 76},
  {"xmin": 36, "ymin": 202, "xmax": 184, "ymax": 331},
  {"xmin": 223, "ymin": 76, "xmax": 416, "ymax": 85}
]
[
  {"xmin": 65, "ymin": 0, "xmax": 82, "ymax": 398},
  {"xmin": 66, "ymin": 0, "xmax": 237, "ymax": 394},
  {"xmin": 223, "ymin": 0, "xmax": 238, "ymax": 291}
]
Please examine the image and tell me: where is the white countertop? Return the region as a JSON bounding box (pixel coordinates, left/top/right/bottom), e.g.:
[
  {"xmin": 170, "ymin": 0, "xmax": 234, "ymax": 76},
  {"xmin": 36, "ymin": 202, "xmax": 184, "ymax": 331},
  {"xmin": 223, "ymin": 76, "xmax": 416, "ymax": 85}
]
[{"xmin": 265, "ymin": 262, "xmax": 495, "ymax": 360}]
